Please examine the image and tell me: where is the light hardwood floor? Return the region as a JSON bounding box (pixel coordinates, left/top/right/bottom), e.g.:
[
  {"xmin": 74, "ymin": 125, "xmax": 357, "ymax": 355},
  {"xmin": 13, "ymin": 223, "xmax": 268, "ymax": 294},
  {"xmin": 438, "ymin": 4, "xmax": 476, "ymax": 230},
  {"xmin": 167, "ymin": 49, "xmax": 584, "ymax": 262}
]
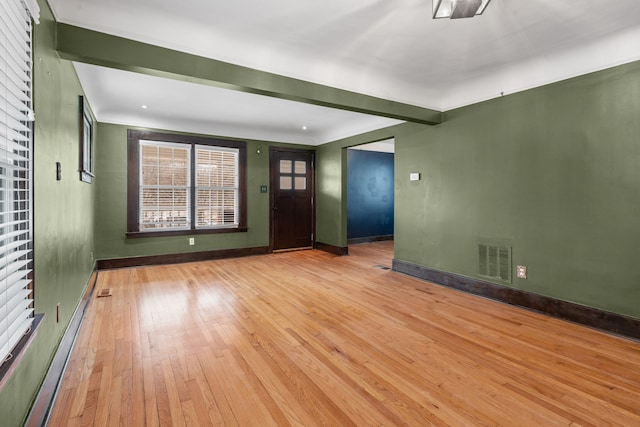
[{"xmin": 48, "ymin": 241, "xmax": 640, "ymax": 426}]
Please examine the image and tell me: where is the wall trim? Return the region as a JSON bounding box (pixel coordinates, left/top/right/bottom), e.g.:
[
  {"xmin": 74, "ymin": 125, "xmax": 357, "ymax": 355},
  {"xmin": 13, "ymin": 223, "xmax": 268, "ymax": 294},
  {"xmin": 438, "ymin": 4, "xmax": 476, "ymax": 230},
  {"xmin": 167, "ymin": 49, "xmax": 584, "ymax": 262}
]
[
  {"xmin": 315, "ymin": 242, "xmax": 349, "ymax": 256},
  {"xmin": 347, "ymin": 235, "xmax": 394, "ymax": 245},
  {"xmin": 392, "ymin": 259, "xmax": 640, "ymax": 340},
  {"xmin": 25, "ymin": 269, "xmax": 99, "ymax": 427},
  {"xmin": 97, "ymin": 246, "xmax": 270, "ymax": 270}
]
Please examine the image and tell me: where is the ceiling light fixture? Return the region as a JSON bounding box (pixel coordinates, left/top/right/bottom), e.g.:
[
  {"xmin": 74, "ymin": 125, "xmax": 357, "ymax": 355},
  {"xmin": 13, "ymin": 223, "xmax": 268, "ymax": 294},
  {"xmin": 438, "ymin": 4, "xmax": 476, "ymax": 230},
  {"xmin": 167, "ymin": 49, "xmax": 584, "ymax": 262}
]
[
  {"xmin": 141, "ymin": 105, "xmax": 148, "ymax": 109},
  {"xmin": 433, "ymin": 0, "xmax": 492, "ymax": 19}
]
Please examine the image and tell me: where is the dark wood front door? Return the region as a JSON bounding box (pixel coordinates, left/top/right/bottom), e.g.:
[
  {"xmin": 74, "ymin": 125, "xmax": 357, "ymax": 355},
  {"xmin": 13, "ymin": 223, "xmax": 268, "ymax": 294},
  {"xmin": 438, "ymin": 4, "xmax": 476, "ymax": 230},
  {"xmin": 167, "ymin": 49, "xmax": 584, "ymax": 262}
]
[{"xmin": 270, "ymin": 148, "xmax": 315, "ymax": 251}]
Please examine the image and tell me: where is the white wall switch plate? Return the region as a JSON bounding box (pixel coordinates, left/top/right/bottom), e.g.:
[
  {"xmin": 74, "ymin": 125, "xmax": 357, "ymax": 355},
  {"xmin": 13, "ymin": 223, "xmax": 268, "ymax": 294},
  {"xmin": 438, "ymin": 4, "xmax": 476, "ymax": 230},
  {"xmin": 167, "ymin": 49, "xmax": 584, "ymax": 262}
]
[{"xmin": 410, "ymin": 172, "xmax": 421, "ymax": 181}]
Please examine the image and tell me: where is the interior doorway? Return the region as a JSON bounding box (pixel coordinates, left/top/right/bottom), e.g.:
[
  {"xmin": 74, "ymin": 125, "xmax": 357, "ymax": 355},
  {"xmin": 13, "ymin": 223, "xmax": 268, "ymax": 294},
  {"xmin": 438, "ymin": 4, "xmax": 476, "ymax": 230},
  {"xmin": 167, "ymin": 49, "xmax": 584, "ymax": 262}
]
[{"xmin": 346, "ymin": 138, "xmax": 395, "ymax": 245}]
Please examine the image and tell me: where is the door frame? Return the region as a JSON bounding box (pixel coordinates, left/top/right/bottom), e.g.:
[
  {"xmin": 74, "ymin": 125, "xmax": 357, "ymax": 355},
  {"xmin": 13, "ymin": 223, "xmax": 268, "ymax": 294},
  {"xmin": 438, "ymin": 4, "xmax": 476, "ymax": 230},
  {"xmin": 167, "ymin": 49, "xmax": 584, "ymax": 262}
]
[
  {"xmin": 269, "ymin": 146, "xmax": 316, "ymax": 252},
  {"xmin": 345, "ymin": 138, "xmax": 395, "ymax": 245}
]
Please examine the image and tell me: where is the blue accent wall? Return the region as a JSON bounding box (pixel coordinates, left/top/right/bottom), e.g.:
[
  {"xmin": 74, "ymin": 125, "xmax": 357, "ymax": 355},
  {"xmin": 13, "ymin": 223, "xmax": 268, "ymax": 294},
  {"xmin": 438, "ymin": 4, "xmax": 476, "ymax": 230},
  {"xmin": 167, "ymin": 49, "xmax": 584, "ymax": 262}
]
[{"xmin": 347, "ymin": 150, "xmax": 394, "ymax": 239}]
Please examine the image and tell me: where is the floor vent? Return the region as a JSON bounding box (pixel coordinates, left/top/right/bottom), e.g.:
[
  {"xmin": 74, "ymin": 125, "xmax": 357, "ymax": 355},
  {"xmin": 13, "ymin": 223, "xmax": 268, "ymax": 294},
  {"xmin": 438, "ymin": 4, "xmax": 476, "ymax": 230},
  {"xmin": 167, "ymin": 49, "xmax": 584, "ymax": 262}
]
[
  {"xmin": 478, "ymin": 242, "xmax": 511, "ymax": 283},
  {"xmin": 97, "ymin": 288, "xmax": 113, "ymax": 298}
]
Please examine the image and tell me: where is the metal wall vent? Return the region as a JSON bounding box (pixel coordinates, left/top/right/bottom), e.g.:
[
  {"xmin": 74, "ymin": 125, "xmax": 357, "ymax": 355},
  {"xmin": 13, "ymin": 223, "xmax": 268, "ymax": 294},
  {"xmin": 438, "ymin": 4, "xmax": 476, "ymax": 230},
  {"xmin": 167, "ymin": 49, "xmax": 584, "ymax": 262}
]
[{"xmin": 478, "ymin": 242, "xmax": 511, "ymax": 283}]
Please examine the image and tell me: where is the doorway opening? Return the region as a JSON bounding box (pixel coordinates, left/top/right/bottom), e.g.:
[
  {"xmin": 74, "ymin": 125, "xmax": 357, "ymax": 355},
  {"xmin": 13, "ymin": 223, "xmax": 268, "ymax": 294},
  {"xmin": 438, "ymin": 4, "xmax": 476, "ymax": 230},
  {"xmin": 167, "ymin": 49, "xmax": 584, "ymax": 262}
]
[{"xmin": 346, "ymin": 138, "xmax": 395, "ymax": 246}]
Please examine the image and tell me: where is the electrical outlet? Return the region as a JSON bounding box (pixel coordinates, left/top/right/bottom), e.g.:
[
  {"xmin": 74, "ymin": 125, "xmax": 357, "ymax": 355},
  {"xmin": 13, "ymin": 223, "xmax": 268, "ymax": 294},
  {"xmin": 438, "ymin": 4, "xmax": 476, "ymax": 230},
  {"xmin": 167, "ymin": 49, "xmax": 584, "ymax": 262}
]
[
  {"xmin": 516, "ymin": 265, "xmax": 527, "ymax": 279},
  {"xmin": 189, "ymin": 237, "xmax": 195, "ymax": 246}
]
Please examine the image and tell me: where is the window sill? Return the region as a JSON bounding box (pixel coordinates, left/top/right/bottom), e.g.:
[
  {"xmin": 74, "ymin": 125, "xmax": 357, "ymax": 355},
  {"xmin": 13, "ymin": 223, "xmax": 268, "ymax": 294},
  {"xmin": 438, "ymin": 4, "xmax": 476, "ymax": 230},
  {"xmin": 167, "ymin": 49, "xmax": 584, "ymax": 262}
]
[
  {"xmin": 126, "ymin": 227, "xmax": 248, "ymax": 239},
  {"xmin": 0, "ymin": 313, "xmax": 44, "ymax": 392}
]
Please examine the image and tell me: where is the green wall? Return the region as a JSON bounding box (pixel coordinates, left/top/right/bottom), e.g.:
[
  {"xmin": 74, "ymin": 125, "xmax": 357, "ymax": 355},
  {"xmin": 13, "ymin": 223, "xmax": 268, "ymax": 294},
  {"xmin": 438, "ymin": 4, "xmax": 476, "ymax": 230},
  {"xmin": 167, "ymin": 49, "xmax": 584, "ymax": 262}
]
[
  {"xmin": 2, "ymin": 2, "xmax": 639, "ymax": 424},
  {"xmin": 0, "ymin": 1, "xmax": 97, "ymax": 425},
  {"xmin": 94, "ymin": 123, "xmax": 312, "ymax": 260},
  {"xmin": 318, "ymin": 61, "xmax": 640, "ymax": 319}
]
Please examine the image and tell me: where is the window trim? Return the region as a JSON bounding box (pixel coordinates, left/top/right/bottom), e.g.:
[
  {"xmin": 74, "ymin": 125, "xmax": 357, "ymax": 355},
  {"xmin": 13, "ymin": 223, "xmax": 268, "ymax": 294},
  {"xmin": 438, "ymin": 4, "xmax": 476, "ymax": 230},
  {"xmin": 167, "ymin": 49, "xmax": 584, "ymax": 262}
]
[{"xmin": 127, "ymin": 130, "xmax": 248, "ymax": 238}]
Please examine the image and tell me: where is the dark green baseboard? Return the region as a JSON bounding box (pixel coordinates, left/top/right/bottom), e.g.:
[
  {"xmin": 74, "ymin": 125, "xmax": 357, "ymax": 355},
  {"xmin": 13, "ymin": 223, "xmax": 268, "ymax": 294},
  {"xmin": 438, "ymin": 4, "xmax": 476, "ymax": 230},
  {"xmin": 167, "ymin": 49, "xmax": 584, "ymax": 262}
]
[
  {"xmin": 393, "ymin": 259, "xmax": 640, "ymax": 341},
  {"xmin": 315, "ymin": 241, "xmax": 349, "ymax": 256},
  {"xmin": 26, "ymin": 269, "xmax": 98, "ymax": 427},
  {"xmin": 347, "ymin": 235, "xmax": 394, "ymax": 245},
  {"xmin": 97, "ymin": 246, "xmax": 270, "ymax": 270}
]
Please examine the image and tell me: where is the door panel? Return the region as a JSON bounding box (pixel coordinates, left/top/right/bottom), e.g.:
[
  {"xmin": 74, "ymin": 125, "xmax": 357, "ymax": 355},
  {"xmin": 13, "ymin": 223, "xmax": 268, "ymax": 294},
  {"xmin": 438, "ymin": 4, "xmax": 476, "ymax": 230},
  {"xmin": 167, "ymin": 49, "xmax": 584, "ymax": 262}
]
[{"xmin": 270, "ymin": 149, "xmax": 314, "ymax": 251}]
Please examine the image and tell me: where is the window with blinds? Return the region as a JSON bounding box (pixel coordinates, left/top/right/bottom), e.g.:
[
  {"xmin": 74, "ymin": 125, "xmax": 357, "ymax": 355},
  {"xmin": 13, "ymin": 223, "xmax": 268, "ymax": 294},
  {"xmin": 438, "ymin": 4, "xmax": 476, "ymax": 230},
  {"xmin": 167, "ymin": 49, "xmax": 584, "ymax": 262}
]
[
  {"xmin": 129, "ymin": 132, "xmax": 246, "ymax": 236},
  {"xmin": 139, "ymin": 141, "xmax": 191, "ymax": 231},
  {"xmin": 1, "ymin": 0, "xmax": 38, "ymax": 367},
  {"xmin": 195, "ymin": 146, "xmax": 239, "ymax": 228}
]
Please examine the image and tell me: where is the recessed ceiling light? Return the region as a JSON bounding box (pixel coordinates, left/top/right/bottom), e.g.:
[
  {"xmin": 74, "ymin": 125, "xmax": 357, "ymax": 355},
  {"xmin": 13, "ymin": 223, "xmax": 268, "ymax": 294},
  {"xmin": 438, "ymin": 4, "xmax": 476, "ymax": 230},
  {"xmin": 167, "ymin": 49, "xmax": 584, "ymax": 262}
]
[
  {"xmin": 141, "ymin": 105, "xmax": 148, "ymax": 109},
  {"xmin": 302, "ymin": 126, "xmax": 307, "ymax": 130}
]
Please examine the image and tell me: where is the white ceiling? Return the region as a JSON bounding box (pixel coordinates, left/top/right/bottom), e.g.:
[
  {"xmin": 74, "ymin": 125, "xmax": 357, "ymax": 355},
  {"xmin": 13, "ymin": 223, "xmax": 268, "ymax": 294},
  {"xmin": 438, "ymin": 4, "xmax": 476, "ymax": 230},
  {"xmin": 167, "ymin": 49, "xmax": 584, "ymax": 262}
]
[
  {"xmin": 49, "ymin": 0, "xmax": 640, "ymax": 145},
  {"xmin": 72, "ymin": 63, "xmax": 402, "ymax": 145}
]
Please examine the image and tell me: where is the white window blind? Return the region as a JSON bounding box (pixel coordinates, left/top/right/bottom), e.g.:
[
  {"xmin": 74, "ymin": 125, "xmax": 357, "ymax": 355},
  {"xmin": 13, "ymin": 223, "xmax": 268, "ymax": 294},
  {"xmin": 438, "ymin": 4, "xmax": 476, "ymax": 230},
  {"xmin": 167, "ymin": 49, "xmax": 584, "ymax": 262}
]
[
  {"xmin": 0, "ymin": 0, "xmax": 35, "ymax": 366},
  {"xmin": 195, "ymin": 145, "xmax": 239, "ymax": 228},
  {"xmin": 137, "ymin": 140, "xmax": 241, "ymax": 233},
  {"xmin": 139, "ymin": 141, "xmax": 191, "ymax": 231}
]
